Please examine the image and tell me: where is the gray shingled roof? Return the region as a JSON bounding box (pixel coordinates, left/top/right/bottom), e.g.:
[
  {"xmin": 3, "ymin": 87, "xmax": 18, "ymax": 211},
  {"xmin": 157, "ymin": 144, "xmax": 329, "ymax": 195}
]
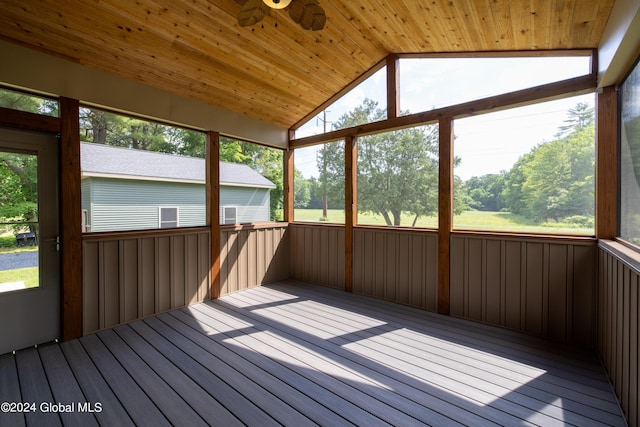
[{"xmin": 80, "ymin": 143, "xmax": 275, "ymax": 188}]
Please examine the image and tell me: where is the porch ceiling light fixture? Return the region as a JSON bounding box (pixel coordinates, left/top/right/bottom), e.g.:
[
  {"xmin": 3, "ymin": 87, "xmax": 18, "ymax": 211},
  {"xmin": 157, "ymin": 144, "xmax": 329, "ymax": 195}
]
[{"xmin": 263, "ymin": 0, "xmax": 292, "ymax": 9}]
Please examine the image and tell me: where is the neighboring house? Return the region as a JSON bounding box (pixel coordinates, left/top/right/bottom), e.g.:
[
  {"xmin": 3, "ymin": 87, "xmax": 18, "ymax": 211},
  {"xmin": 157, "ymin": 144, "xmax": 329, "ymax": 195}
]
[{"xmin": 80, "ymin": 143, "xmax": 276, "ymax": 232}]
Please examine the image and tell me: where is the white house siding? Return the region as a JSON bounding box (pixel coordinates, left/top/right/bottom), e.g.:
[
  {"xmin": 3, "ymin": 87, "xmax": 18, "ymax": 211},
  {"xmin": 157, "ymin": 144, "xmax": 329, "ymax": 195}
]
[
  {"xmin": 220, "ymin": 186, "xmax": 271, "ymax": 224},
  {"xmin": 83, "ymin": 177, "xmax": 271, "ymax": 232},
  {"xmin": 86, "ymin": 178, "xmax": 206, "ymax": 232}
]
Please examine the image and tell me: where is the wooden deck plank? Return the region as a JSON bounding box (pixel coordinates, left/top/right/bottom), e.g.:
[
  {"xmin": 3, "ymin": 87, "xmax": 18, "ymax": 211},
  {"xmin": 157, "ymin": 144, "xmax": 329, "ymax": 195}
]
[
  {"xmin": 15, "ymin": 346, "xmax": 61, "ymax": 427},
  {"xmin": 194, "ymin": 298, "xmax": 512, "ymax": 427},
  {"xmin": 172, "ymin": 308, "xmax": 395, "ymax": 426},
  {"xmin": 135, "ymin": 316, "xmax": 314, "ymax": 427},
  {"xmin": 37, "ymin": 344, "xmax": 99, "ymax": 427},
  {"xmin": 78, "ymin": 334, "xmax": 171, "ymax": 426},
  {"xmin": 273, "ymin": 282, "xmax": 612, "ymax": 385},
  {"xmin": 160, "ymin": 310, "xmax": 356, "ymax": 426},
  {"xmin": 189, "ymin": 302, "xmax": 461, "ymax": 427},
  {"xmin": 59, "ymin": 340, "xmax": 135, "ymax": 427},
  {"xmin": 95, "ymin": 328, "xmax": 213, "ymax": 427},
  {"xmin": 231, "ymin": 285, "xmax": 624, "ymax": 426},
  {"xmin": 0, "ymin": 353, "xmax": 26, "ymax": 427},
  {"xmin": 0, "ymin": 281, "xmax": 626, "ymax": 427},
  {"xmin": 115, "ymin": 322, "xmax": 258, "ymax": 426}
]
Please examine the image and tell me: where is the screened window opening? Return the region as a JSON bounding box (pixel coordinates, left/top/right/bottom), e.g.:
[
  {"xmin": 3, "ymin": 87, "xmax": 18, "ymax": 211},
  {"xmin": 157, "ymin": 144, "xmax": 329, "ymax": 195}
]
[
  {"xmin": 219, "ymin": 137, "xmax": 283, "ymax": 224},
  {"xmin": 453, "ymin": 94, "xmax": 595, "ymax": 235},
  {"xmin": 80, "ymin": 107, "xmax": 206, "ymax": 232},
  {"xmin": 0, "ymin": 87, "xmax": 58, "ymax": 117},
  {"xmin": 357, "ymin": 123, "xmax": 439, "ymax": 228},
  {"xmin": 620, "ymin": 55, "xmax": 640, "ymax": 248},
  {"xmin": 222, "ymin": 206, "xmax": 237, "ymax": 225},
  {"xmin": 293, "ymin": 141, "xmax": 345, "ymax": 224},
  {"xmin": 295, "ymin": 67, "xmax": 387, "ymax": 138}
]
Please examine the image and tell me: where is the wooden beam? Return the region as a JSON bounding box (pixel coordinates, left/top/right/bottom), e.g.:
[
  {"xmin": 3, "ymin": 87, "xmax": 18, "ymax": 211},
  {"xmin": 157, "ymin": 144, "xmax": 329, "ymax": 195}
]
[
  {"xmin": 596, "ymin": 86, "xmax": 618, "ymax": 239},
  {"xmin": 208, "ymin": 131, "xmax": 221, "ymax": 299},
  {"xmin": 59, "ymin": 97, "xmax": 83, "ymax": 341},
  {"xmin": 386, "ymin": 54, "xmax": 399, "ymax": 119},
  {"xmin": 0, "ymin": 106, "xmax": 60, "ymax": 133},
  {"xmin": 283, "ymin": 131, "xmax": 295, "ymax": 222},
  {"xmin": 345, "ymin": 136, "xmax": 357, "ymax": 293},
  {"xmin": 438, "ymin": 117, "xmax": 454, "ymax": 316},
  {"xmin": 291, "ymin": 74, "xmax": 596, "ymax": 148}
]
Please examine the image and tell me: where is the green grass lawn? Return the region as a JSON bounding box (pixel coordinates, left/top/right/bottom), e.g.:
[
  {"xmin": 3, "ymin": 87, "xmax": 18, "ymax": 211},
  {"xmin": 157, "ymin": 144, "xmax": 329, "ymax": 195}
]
[
  {"xmin": 293, "ymin": 209, "xmax": 594, "ymax": 235},
  {"xmin": 0, "ymin": 267, "xmax": 39, "ymax": 289}
]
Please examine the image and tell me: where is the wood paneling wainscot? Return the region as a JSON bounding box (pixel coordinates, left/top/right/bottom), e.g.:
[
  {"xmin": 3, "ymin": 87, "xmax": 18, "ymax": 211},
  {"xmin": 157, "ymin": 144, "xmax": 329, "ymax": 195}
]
[
  {"xmin": 450, "ymin": 233, "xmax": 597, "ymax": 346},
  {"xmin": 598, "ymin": 241, "xmax": 640, "ymax": 427},
  {"xmin": 289, "ymin": 223, "xmax": 345, "ymax": 290},
  {"xmin": 219, "ymin": 223, "xmax": 290, "ymax": 296},
  {"xmin": 83, "ymin": 228, "xmax": 211, "ymax": 334},
  {"xmin": 353, "ymin": 227, "xmax": 438, "ymax": 310}
]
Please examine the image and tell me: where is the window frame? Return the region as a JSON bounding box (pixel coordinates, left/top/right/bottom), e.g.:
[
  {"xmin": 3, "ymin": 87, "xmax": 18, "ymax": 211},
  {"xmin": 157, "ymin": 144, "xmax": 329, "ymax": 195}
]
[
  {"xmin": 222, "ymin": 206, "xmax": 237, "ymax": 225},
  {"xmin": 158, "ymin": 206, "xmax": 179, "ymax": 229}
]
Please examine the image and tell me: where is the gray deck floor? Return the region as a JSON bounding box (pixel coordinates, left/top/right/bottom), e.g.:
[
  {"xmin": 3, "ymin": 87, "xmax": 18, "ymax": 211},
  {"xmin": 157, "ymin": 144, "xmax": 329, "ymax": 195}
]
[{"xmin": 0, "ymin": 281, "xmax": 626, "ymax": 426}]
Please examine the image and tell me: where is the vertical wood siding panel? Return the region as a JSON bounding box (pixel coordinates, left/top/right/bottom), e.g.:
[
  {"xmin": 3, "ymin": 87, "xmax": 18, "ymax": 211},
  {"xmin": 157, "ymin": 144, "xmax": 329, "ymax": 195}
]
[
  {"xmin": 82, "ymin": 242, "xmax": 100, "ymax": 334},
  {"xmin": 396, "ymin": 234, "xmax": 409, "ymax": 305},
  {"xmin": 219, "ymin": 231, "xmax": 229, "ymax": 296},
  {"xmin": 386, "ymin": 233, "xmax": 398, "ymax": 301},
  {"xmin": 198, "ymin": 233, "xmax": 210, "ymax": 301},
  {"xmin": 186, "ymin": 234, "xmax": 199, "ymax": 305},
  {"xmin": 374, "ymin": 232, "xmax": 385, "ymax": 298},
  {"xmin": 156, "ymin": 237, "xmax": 172, "ymax": 312},
  {"xmin": 172, "ymin": 235, "xmax": 185, "ymax": 308},
  {"xmin": 504, "ymin": 241, "xmax": 522, "ymax": 330},
  {"xmin": 319, "ymin": 227, "xmax": 329, "ymax": 286},
  {"xmin": 524, "ymin": 243, "xmax": 543, "ymax": 336},
  {"xmin": 122, "ymin": 239, "xmax": 138, "ymax": 323},
  {"xmin": 337, "ymin": 228, "xmax": 345, "ymax": 290},
  {"xmin": 228, "ymin": 232, "xmax": 239, "ymax": 293},
  {"xmin": 410, "ymin": 235, "xmax": 423, "ymax": 308},
  {"xmin": 238, "ymin": 230, "xmax": 248, "ymax": 291},
  {"xmin": 467, "ymin": 239, "xmax": 483, "ymax": 321},
  {"xmin": 256, "ymin": 230, "xmax": 268, "ymax": 283},
  {"xmin": 573, "ymin": 245, "xmax": 596, "ymax": 346},
  {"xmin": 140, "ymin": 238, "xmax": 155, "ymax": 317},
  {"xmin": 425, "ymin": 234, "xmax": 437, "ymax": 311},
  {"xmin": 630, "ymin": 273, "xmax": 638, "ymax": 427},
  {"xmin": 548, "ymin": 244, "xmax": 568, "ymax": 342},
  {"xmin": 623, "ymin": 267, "xmax": 631, "ymax": 419},
  {"xmin": 102, "ymin": 241, "xmax": 120, "ymax": 328},
  {"xmin": 485, "ymin": 240, "xmax": 501, "ymax": 325},
  {"xmin": 450, "ymin": 237, "xmax": 465, "ymax": 317},
  {"xmin": 328, "ymin": 228, "xmax": 338, "ymax": 289},
  {"xmin": 246, "ymin": 230, "xmax": 256, "ymax": 288},
  {"xmin": 304, "ymin": 227, "xmax": 313, "ymax": 283},
  {"xmin": 352, "ymin": 230, "xmax": 363, "ymax": 293},
  {"xmin": 617, "ymin": 262, "xmax": 625, "ymax": 398},
  {"xmin": 311, "ymin": 227, "xmax": 320, "ymax": 285}
]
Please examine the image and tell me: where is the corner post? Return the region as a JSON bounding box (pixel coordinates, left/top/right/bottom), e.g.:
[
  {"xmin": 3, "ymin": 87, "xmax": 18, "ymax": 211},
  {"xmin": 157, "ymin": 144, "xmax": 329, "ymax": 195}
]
[
  {"xmin": 208, "ymin": 131, "xmax": 221, "ymax": 299},
  {"xmin": 438, "ymin": 117, "xmax": 454, "ymax": 315}
]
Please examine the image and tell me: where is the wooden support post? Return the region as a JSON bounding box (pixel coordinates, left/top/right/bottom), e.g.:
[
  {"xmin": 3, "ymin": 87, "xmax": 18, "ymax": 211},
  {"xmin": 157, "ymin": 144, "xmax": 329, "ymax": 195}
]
[
  {"xmin": 208, "ymin": 131, "xmax": 221, "ymax": 299},
  {"xmin": 386, "ymin": 54, "xmax": 399, "ymax": 120},
  {"xmin": 596, "ymin": 86, "xmax": 618, "ymax": 239},
  {"xmin": 438, "ymin": 117, "xmax": 454, "ymax": 315},
  {"xmin": 345, "ymin": 136, "xmax": 357, "ymax": 293},
  {"xmin": 60, "ymin": 97, "xmax": 83, "ymax": 341},
  {"xmin": 283, "ymin": 147, "xmax": 294, "ymax": 222}
]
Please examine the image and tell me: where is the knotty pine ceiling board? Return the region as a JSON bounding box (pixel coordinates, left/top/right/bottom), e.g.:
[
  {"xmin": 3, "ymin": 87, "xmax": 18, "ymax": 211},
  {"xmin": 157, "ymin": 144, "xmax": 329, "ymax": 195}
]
[{"xmin": 0, "ymin": 0, "xmax": 615, "ymax": 128}]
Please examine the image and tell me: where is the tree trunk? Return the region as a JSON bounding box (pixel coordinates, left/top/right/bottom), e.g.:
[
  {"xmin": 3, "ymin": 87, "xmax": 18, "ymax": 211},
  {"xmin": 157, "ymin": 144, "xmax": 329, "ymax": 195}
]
[
  {"xmin": 392, "ymin": 210, "xmax": 401, "ymax": 226},
  {"xmin": 380, "ymin": 211, "xmax": 392, "ymax": 226}
]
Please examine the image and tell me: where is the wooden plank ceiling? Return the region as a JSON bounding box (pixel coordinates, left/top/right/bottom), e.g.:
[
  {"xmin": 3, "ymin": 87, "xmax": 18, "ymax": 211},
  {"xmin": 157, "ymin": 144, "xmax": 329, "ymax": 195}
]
[{"xmin": 0, "ymin": 0, "xmax": 615, "ymax": 129}]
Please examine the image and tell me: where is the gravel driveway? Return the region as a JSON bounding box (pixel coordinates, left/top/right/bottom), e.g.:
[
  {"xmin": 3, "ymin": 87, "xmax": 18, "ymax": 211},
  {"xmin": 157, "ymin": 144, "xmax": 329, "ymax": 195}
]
[{"xmin": 0, "ymin": 251, "xmax": 38, "ymax": 271}]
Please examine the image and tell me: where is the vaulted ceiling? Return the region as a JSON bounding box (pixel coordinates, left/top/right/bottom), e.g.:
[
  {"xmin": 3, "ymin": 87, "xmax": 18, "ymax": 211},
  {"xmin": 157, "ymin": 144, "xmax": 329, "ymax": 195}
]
[{"xmin": 0, "ymin": 0, "xmax": 615, "ymax": 129}]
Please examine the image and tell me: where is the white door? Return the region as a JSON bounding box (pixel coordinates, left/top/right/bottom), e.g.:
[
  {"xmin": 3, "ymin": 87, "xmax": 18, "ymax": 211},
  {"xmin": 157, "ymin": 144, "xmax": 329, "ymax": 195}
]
[{"xmin": 0, "ymin": 128, "xmax": 60, "ymax": 354}]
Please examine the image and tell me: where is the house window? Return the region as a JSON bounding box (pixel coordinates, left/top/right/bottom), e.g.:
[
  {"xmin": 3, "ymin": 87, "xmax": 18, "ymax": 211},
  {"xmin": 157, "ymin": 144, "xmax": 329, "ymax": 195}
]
[
  {"xmin": 159, "ymin": 207, "xmax": 179, "ymax": 228},
  {"xmin": 620, "ymin": 55, "xmax": 640, "ymax": 249},
  {"xmin": 81, "ymin": 209, "xmax": 90, "ymax": 232},
  {"xmin": 223, "ymin": 206, "xmax": 237, "ymax": 225}
]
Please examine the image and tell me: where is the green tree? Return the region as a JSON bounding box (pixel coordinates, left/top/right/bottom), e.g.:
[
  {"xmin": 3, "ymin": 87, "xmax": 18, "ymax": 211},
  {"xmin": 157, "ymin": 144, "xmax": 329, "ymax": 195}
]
[
  {"xmin": 463, "ymin": 172, "xmax": 506, "ymax": 211},
  {"xmin": 294, "ymin": 170, "xmax": 311, "ymax": 208},
  {"xmin": 0, "ymin": 153, "xmax": 38, "ymax": 232},
  {"xmin": 328, "ymin": 99, "xmax": 439, "ymax": 226}
]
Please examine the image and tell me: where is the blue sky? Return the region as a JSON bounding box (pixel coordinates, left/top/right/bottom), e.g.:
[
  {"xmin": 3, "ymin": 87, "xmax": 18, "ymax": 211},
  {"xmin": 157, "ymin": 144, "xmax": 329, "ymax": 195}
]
[{"xmin": 294, "ymin": 55, "xmax": 594, "ymax": 181}]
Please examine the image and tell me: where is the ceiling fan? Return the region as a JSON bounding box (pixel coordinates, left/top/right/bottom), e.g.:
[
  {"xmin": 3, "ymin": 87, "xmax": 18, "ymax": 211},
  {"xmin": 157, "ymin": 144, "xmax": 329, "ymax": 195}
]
[{"xmin": 237, "ymin": 0, "xmax": 326, "ymax": 31}]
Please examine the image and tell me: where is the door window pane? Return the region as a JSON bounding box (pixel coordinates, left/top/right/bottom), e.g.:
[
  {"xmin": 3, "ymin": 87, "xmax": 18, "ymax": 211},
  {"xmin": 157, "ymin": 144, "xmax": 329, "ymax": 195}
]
[{"xmin": 0, "ymin": 151, "xmax": 39, "ymax": 293}]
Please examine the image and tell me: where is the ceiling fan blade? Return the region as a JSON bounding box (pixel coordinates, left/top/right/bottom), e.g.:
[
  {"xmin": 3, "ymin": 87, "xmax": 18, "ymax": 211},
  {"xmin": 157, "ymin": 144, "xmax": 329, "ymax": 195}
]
[
  {"xmin": 289, "ymin": 0, "xmax": 326, "ymax": 31},
  {"xmin": 237, "ymin": 0, "xmax": 269, "ymax": 27}
]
